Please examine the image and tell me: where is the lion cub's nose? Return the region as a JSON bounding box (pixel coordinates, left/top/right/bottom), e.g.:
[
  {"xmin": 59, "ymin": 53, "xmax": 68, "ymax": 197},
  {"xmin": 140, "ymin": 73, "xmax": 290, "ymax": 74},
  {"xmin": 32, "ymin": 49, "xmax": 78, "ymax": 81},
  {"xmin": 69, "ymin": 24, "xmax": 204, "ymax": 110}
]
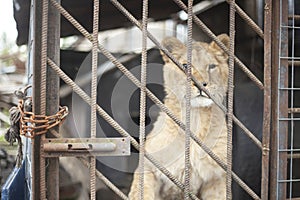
[{"xmin": 191, "ymin": 82, "xmax": 207, "ymax": 87}]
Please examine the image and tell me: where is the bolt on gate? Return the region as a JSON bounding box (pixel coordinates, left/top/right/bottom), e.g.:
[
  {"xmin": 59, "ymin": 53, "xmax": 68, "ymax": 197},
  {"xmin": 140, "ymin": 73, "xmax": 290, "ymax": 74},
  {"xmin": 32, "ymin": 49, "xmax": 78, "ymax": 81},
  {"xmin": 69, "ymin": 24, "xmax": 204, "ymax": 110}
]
[{"xmin": 20, "ymin": 0, "xmax": 298, "ymax": 199}]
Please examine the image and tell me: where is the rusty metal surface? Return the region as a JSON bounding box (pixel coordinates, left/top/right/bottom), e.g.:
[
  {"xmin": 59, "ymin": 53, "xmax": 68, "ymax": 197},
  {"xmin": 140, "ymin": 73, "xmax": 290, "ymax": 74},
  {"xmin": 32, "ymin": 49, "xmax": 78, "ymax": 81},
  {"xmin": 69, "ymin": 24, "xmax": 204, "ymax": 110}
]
[
  {"xmin": 42, "ymin": 138, "xmax": 130, "ymax": 157},
  {"xmin": 261, "ymin": 0, "xmax": 272, "ymax": 199}
]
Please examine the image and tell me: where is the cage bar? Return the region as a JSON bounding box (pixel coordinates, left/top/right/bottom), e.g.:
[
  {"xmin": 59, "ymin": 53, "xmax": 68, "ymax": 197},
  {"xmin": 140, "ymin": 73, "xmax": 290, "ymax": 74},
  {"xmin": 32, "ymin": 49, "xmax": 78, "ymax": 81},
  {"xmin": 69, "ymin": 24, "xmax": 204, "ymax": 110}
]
[{"xmin": 261, "ymin": 0, "xmax": 272, "ymax": 199}]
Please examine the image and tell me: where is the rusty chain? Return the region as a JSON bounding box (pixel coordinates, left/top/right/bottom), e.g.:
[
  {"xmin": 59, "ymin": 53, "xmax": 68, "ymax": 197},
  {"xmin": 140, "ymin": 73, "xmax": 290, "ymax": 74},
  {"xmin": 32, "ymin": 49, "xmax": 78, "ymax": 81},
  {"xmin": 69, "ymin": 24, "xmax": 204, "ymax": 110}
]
[{"xmin": 18, "ymin": 99, "xmax": 68, "ymax": 138}]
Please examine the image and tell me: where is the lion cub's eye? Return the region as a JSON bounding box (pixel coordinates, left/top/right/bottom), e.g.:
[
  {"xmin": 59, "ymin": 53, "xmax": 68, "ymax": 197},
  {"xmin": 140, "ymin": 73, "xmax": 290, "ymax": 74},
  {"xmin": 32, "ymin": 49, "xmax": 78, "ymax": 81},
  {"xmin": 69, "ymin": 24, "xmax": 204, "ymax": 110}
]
[{"xmin": 208, "ymin": 64, "xmax": 217, "ymax": 70}]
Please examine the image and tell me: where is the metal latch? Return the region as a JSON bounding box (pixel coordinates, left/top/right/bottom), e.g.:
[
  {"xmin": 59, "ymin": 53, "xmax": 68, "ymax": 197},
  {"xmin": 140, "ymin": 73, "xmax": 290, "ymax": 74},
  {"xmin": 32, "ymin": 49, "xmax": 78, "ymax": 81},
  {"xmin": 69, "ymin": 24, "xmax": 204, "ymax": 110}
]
[{"xmin": 42, "ymin": 137, "xmax": 130, "ymax": 157}]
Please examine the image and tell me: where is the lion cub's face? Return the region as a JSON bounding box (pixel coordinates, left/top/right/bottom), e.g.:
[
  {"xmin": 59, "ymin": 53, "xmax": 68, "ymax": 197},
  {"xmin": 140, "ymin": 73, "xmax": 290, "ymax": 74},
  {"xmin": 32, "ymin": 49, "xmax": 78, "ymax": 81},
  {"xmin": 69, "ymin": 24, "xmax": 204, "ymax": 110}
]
[{"xmin": 161, "ymin": 34, "xmax": 230, "ymax": 108}]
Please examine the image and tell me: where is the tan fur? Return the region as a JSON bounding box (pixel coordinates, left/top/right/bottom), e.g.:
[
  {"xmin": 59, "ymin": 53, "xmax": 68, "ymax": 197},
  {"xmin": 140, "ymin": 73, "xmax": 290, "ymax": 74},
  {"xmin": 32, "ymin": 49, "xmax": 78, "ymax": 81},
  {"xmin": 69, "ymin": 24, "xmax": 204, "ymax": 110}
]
[{"xmin": 129, "ymin": 34, "xmax": 230, "ymax": 200}]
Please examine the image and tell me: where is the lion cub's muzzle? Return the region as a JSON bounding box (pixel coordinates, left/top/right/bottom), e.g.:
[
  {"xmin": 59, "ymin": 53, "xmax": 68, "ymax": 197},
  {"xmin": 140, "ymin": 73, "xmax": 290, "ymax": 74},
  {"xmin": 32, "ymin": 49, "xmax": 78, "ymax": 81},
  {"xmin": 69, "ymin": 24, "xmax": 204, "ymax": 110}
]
[
  {"xmin": 189, "ymin": 81, "xmax": 214, "ymax": 107},
  {"xmin": 193, "ymin": 81, "xmax": 210, "ymax": 99}
]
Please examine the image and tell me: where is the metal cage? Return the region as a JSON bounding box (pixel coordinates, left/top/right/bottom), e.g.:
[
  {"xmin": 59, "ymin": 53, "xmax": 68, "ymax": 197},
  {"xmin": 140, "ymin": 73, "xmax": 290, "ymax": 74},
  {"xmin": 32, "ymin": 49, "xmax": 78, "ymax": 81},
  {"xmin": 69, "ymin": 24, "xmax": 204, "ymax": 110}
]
[{"xmin": 8, "ymin": 0, "xmax": 299, "ymax": 199}]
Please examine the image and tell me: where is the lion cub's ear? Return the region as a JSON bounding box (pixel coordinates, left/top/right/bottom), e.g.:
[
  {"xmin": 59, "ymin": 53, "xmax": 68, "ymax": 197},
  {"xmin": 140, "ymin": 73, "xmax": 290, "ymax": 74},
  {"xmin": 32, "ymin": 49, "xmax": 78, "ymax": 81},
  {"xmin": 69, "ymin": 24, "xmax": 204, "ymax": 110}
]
[
  {"xmin": 209, "ymin": 34, "xmax": 230, "ymax": 59},
  {"xmin": 160, "ymin": 37, "xmax": 186, "ymax": 63}
]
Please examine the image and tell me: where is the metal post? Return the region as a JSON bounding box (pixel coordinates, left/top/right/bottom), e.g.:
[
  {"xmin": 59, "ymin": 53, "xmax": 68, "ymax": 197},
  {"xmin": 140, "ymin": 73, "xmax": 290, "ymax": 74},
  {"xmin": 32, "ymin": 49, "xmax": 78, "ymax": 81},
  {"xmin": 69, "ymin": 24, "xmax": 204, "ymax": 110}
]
[
  {"xmin": 32, "ymin": 0, "xmax": 43, "ymax": 198},
  {"xmin": 261, "ymin": 0, "xmax": 272, "ymax": 199},
  {"xmin": 270, "ymin": 0, "xmax": 280, "ymax": 198},
  {"xmin": 270, "ymin": 0, "xmax": 289, "ymax": 199},
  {"xmin": 45, "ymin": 0, "xmax": 61, "ymax": 199},
  {"xmin": 32, "ymin": 0, "xmax": 60, "ymax": 198},
  {"xmin": 277, "ymin": 0, "xmax": 289, "ymax": 199}
]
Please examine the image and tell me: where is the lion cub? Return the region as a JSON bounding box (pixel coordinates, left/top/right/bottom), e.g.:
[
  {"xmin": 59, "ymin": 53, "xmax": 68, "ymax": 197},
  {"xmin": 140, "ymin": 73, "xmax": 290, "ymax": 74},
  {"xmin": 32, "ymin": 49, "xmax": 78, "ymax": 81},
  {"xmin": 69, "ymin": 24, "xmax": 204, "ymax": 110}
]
[{"xmin": 129, "ymin": 34, "xmax": 230, "ymax": 200}]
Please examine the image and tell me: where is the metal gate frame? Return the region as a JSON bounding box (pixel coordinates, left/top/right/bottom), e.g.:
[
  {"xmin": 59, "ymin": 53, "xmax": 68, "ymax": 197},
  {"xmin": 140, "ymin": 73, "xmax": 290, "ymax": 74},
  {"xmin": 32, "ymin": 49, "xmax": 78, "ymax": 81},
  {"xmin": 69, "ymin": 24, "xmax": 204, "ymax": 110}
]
[{"xmin": 27, "ymin": 0, "xmax": 273, "ymax": 199}]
